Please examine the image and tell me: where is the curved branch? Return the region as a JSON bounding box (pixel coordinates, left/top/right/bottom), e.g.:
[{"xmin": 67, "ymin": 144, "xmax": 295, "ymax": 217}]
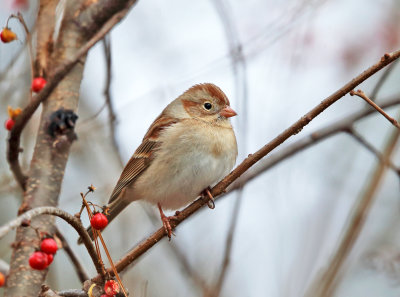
[
  {"xmin": 0, "ymin": 206, "xmax": 102, "ymax": 276},
  {"xmin": 91, "ymin": 49, "xmax": 400, "ymax": 282}
]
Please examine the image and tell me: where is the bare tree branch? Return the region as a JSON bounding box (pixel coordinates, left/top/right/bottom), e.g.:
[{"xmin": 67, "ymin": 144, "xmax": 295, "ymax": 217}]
[
  {"xmin": 306, "ymin": 114, "xmax": 400, "ymax": 297},
  {"xmin": 345, "ymin": 128, "xmax": 398, "ymax": 172},
  {"xmin": 102, "ymin": 35, "xmax": 124, "ymax": 168},
  {"xmin": 370, "ymin": 59, "xmax": 399, "ymax": 101},
  {"xmin": 227, "ymin": 96, "xmax": 400, "ymax": 193},
  {"xmin": 91, "ymin": 49, "xmax": 400, "ymax": 282},
  {"xmin": 351, "ymin": 89, "xmax": 400, "ymax": 129}
]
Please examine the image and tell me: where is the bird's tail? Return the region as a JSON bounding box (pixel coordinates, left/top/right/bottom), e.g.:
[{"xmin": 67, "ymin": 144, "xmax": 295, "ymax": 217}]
[{"xmin": 77, "ymin": 197, "xmax": 131, "ymax": 244}]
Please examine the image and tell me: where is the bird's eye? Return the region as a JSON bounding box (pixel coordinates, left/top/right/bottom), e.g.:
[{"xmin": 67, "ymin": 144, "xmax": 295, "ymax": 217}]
[{"xmin": 204, "ymin": 102, "xmax": 212, "ymax": 110}]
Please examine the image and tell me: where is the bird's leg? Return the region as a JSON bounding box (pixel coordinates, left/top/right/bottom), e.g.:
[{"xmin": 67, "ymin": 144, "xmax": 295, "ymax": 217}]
[
  {"xmin": 157, "ymin": 203, "xmax": 177, "ymax": 240},
  {"xmin": 202, "ymin": 187, "xmax": 215, "ymax": 209}
]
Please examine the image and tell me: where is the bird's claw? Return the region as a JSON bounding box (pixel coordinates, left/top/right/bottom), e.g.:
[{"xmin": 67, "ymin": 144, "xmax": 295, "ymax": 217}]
[
  {"xmin": 202, "ymin": 187, "xmax": 215, "ymax": 209},
  {"xmin": 161, "ymin": 215, "xmax": 177, "ymax": 240}
]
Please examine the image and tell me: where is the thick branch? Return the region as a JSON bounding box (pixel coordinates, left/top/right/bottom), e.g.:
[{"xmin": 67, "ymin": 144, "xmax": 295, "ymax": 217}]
[{"xmin": 92, "ymin": 49, "xmax": 400, "ymax": 282}]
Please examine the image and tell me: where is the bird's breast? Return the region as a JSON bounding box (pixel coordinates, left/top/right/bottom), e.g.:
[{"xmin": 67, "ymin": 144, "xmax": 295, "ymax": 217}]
[{"xmin": 133, "ymin": 120, "xmax": 237, "ymax": 210}]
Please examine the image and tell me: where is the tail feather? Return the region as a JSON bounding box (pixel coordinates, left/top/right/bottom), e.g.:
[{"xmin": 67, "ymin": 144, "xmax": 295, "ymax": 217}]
[{"xmin": 77, "ymin": 197, "xmax": 130, "ymax": 244}]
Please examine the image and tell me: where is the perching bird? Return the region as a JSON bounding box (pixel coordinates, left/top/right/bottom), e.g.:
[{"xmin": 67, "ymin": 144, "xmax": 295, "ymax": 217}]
[{"xmin": 84, "ymin": 83, "xmax": 237, "ymax": 240}]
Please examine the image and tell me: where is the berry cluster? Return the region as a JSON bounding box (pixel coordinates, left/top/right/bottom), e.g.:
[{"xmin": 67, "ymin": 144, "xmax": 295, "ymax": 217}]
[{"xmin": 28, "ymin": 237, "xmax": 58, "ymax": 270}]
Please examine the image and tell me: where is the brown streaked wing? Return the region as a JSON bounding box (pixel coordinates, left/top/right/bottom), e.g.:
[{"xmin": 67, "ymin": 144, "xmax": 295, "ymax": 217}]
[
  {"xmin": 108, "ymin": 116, "xmax": 178, "ymax": 204},
  {"xmin": 108, "ymin": 139, "xmax": 158, "ymax": 203}
]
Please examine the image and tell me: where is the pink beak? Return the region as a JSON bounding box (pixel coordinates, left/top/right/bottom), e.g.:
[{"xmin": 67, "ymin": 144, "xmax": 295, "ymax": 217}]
[{"xmin": 220, "ymin": 106, "xmax": 237, "ymax": 118}]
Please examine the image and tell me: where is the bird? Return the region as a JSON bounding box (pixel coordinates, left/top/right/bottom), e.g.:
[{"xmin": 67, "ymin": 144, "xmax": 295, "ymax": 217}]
[{"xmin": 83, "ymin": 83, "xmax": 237, "ymax": 241}]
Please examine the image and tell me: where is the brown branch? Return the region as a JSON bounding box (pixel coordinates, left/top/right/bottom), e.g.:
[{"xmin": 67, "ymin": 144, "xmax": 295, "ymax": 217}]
[
  {"xmin": 0, "ymin": 206, "xmax": 102, "ymax": 275},
  {"xmin": 306, "ymin": 114, "xmax": 400, "ymax": 297},
  {"xmin": 227, "ymin": 96, "xmax": 400, "ymax": 193},
  {"xmin": 350, "ymin": 89, "xmax": 400, "ymax": 129},
  {"xmin": 91, "ymin": 49, "xmax": 400, "ymax": 282},
  {"xmin": 55, "ymin": 229, "xmax": 89, "ymax": 283},
  {"xmin": 7, "ymin": 0, "xmax": 138, "ymax": 191}
]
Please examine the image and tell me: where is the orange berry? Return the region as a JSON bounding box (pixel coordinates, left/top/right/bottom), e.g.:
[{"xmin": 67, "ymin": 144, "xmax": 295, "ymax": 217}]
[{"xmin": 0, "ymin": 28, "xmax": 17, "ymax": 43}]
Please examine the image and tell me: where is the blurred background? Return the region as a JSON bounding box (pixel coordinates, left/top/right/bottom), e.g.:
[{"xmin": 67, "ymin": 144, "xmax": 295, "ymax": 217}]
[{"xmin": 1, "ymin": 0, "xmax": 400, "ymax": 296}]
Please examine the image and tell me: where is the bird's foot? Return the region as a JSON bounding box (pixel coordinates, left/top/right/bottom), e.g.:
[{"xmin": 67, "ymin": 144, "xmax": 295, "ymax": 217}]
[
  {"xmin": 202, "ymin": 187, "xmax": 215, "ymax": 209},
  {"xmin": 157, "ymin": 203, "xmax": 177, "ymax": 240}
]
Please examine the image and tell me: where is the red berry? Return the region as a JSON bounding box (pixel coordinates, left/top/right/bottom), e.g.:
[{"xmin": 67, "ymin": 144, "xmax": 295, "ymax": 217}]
[
  {"xmin": 104, "ymin": 280, "xmax": 119, "ymax": 296},
  {"xmin": 46, "ymin": 253, "xmax": 54, "ymax": 265},
  {"xmin": 29, "ymin": 251, "xmax": 48, "ymax": 270},
  {"xmin": 0, "ymin": 272, "xmax": 5, "ymax": 287},
  {"xmin": 90, "ymin": 213, "xmax": 108, "ymax": 230},
  {"xmin": 4, "ymin": 119, "xmax": 15, "ymax": 131},
  {"xmin": 31, "ymin": 77, "xmax": 47, "ymax": 92},
  {"xmin": 40, "ymin": 238, "xmax": 58, "ymax": 254},
  {"xmin": 0, "ymin": 28, "xmax": 17, "ymax": 43}
]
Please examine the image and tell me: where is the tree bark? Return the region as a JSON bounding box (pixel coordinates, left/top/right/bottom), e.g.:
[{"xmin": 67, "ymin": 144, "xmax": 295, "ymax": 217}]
[{"xmin": 5, "ymin": 1, "xmax": 137, "ymax": 296}]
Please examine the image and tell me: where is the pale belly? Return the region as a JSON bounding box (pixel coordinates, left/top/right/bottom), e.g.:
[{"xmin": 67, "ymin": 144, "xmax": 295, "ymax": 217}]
[{"xmin": 132, "ymin": 121, "xmax": 237, "ymax": 210}]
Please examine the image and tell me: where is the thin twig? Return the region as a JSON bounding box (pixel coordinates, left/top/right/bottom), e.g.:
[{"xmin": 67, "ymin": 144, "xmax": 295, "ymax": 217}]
[
  {"xmin": 7, "ymin": 13, "xmax": 34, "ymax": 81},
  {"xmin": 55, "ymin": 229, "xmax": 89, "ymax": 283},
  {"xmin": 7, "ymin": 0, "xmax": 138, "ymax": 190},
  {"xmin": 350, "ymin": 89, "xmax": 400, "ymax": 129},
  {"xmin": 103, "ymin": 35, "xmax": 124, "ymax": 168},
  {"xmin": 345, "ymin": 128, "xmax": 398, "ymax": 172},
  {"xmin": 306, "ymin": 113, "xmax": 400, "ymax": 297},
  {"xmin": 370, "ymin": 59, "xmax": 399, "ymax": 101},
  {"xmin": 0, "ymin": 206, "xmax": 103, "ymax": 275},
  {"xmin": 211, "ymin": 190, "xmax": 243, "ymax": 297},
  {"xmin": 91, "ymin": 49, "xmax": 400, "ymax": 282}
]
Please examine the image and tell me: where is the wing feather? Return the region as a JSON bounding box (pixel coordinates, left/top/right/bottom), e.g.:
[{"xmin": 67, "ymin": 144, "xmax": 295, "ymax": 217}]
[{"xmin": 108, "ymin": 115, "xmax": 178, "ymax": 204}]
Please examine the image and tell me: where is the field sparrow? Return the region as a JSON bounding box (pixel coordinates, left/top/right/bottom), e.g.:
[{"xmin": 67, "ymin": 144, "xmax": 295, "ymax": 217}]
[{"xmin": 87, "ymin": 83, "xmax": 237, "ymax": 240}]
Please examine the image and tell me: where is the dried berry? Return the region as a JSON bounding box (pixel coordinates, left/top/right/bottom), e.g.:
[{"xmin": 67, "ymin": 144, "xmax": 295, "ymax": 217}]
[
  {"xmin": 90, "ymin": 213, "xmax": 108, "ymax": 230},
  {"xmin": 47, "ymin": 108, "xmax": 78, "ymax": 138},
  {"xmin": 104, "ymin": 280, "xmax": 119, "ymax": 296}
]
